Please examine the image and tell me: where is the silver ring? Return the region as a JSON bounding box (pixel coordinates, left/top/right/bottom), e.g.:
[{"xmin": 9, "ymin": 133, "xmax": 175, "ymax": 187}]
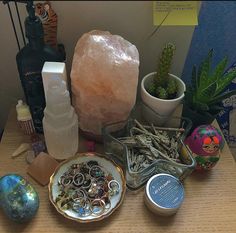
[
  {"xmin": 88, "ymin": 183, "xmax": 99, "ymax": 198},
  {"xmin": 90, "ymin": 199, "xmax": 106, "ymax": 216},
  {"xmin": 82, "ymin": 180, "xmax": 92, "ymax": 189},
  {"xmin": 61, "ymin": 176, "xmax": 73, "ymax": 186},
  {"xmin": 74, "ymin": 189, "xmax": 86, "ymax": 199},
  {"xmin": 73, "ymin": 173, "xmax": 85, "ymax": 186},
  {"xmin": 73, "ymin": 198, "xmax": 86, "ymax": 207},
  {"xmin": 82, "ymin": 200, "xmax": 92, "ymax": 217},
  {"xmin": 101, "ymin": 196, "xmax": 111, "ymax": 210},
  {"xmin": 89, "ymin": 165, "xmax": 104, "ymax": 178},
  {"xmin": 108, "ymin": 180, "xmax": 120, "ymax": 195}
]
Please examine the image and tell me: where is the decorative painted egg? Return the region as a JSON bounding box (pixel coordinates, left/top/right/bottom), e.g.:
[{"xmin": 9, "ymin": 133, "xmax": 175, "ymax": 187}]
[
  {"xmin": 185, "ymin": 125, "xmax": 224, "ymax": 171},
  {"xmin": 0, "ymin": 174, "xmax": 39, "ymax": 223}
]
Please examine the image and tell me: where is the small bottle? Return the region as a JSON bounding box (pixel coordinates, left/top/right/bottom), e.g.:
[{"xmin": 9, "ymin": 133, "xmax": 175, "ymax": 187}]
[
  {"xmin": 16, "ymin": 100, "xmax": 35, "ymax": 135},
  {"xmin": 43, "ymin": 77, "xmax": 78, "ymax": 160},
  {"xmin": 16, "ymin": 1, "xmax": 63, "ymax": 133}
]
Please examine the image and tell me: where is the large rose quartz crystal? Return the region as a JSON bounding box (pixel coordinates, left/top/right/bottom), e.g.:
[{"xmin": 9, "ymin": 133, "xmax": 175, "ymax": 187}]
[{"xmin": 70, "ymin": 30, "xmax": 139, "ymax": 135}]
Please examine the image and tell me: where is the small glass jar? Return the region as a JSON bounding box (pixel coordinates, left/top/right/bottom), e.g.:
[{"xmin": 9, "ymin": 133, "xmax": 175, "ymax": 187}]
[{"xmin": 102, "ymin": 102, "xmax": 196, "ymax": 191}]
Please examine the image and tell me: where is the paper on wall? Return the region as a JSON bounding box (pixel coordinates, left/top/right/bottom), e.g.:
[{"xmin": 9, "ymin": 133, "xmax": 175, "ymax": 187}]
[{"xmin": 153, "ymin": 1, "xmax": 198, "ymax": 26}]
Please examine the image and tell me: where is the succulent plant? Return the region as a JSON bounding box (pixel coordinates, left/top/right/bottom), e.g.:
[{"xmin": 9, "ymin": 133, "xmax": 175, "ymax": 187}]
[
  {"xmin": 147, "ymin": 43, "xmax": 178, "ymax": 99},
  {"xmin": 185, "ymin": 49, "xmax": 236, "ymax": 117}
]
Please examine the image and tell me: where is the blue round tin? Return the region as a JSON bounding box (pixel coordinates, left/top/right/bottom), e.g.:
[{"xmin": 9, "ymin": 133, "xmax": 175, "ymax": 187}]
[{"xmin": 144, "ymin": 173, "xmax": 184, "ymax": 216}]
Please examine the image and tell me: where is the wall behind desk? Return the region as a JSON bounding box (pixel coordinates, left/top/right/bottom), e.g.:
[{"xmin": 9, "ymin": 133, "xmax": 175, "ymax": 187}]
[{"xmin": 0, "ymin": 1, "xmax": 197, "ymax": 130}]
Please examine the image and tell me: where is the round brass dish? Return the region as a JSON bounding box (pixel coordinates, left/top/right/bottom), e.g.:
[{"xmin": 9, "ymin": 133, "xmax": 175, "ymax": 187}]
[{"xmin": 48, "ymin": 152, "xmax": 126, "ymax": 223}]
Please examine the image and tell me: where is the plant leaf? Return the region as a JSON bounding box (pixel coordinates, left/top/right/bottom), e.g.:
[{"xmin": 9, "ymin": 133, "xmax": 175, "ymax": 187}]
[
  {"xmin": 193, "ymin": 100, "xmax": 209, "ymax": 111},
  {"xmin": 184, "ymin": 90, "xmax": 194, "ymax": 108},
  {"xmin": 207, "ymin": 57, "xmax": 228, "ymax": 86},
  {"xmin": 191, "ymin": 65, "xmax": 197, "ymax": 91},
  {"xmin": 213, "ymin": 57, "xmax": 228, "ymax": 81},
  {"xmin": 214, "ymin": 70, "xmax": 236, "ymax": 96},
  {"xmin": 198, "ymin": 49, "xmax": 213, "ymax": 91},
  {"xmin": 209, "ymin": 104, "xmax": 224, "ymax": 112},
  {"xmin": 198, "ymin": 82, "xmax": 217, "ymax": 102},
  {"xmin": 209, "ymin": 89, "xmax": 236, "ymax": 104}
]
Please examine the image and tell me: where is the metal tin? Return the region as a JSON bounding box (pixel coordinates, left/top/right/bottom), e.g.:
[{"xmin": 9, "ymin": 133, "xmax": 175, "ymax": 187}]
[{"xmin": 144, "ymin": 173, "xmax": 184, "ymax": 216}]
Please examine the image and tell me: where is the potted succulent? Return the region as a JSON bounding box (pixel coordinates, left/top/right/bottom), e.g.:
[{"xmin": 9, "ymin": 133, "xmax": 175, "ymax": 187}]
[
  {"xmin": 141, "ymin": 43, "xmax": 186, "ymax": 116},
  {"xmin": 182, "ymin": 49, "xmax": 236, "ymax": 130}
]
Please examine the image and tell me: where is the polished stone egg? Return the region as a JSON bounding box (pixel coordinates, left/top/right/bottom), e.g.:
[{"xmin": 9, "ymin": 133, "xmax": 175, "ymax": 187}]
[{"xmin": 0, "ymin": 174, "xmax": 39, "ymax": 223}]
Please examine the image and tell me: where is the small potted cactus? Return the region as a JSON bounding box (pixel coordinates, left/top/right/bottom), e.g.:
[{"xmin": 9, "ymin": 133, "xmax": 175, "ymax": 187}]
[{"xmin": 141, "ymin": 43, "xmax": 185, "ymax": 116}]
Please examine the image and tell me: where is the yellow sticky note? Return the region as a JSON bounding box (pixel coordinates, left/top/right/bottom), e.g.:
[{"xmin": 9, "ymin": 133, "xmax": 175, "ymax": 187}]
[{"xmin": 153, "ymin": 1, "xmax": 198, "ymax": 26}]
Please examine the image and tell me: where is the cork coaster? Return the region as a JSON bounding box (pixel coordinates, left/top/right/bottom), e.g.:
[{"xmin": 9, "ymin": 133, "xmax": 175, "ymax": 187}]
[{"xmin": 27, "ymin": 152, "xmax": 59, "ymax": 186}]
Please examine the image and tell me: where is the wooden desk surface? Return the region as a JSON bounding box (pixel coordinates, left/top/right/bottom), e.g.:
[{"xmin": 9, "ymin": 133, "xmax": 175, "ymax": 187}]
[{"xmin": 0, "ymin": 109, "xmax": 236, "ymax": 233}]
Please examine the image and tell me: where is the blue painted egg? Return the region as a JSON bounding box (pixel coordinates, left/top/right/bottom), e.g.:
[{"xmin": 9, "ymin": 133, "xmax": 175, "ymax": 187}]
[{"xmin": 0, "ymin": 174, "xmax": 39, "ymax": 223}]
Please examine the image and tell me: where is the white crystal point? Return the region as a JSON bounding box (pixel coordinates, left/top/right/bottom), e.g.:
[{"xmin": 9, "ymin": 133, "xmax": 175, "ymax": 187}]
[
  {"xmin": 43, "ymin": 77, "xmax": 78, "ymax": 160},
  {"xmin": 46, "ymin": 76, "xmax": 70, "ymax": 115},
  {"xmin": 71, "ymin": 30, "xmax": 139, "ymax": 135}
]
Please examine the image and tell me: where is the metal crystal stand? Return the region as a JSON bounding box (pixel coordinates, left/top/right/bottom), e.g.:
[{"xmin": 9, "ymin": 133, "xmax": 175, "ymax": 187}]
[{"xmin": 2, "ymin": 1, "xmax": 29, "ymax": 51}]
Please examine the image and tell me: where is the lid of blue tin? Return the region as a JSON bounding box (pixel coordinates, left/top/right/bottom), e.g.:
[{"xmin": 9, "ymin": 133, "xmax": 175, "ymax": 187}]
[{"xmin": 145, "ymin": 173, "xmax": 184, "ymax": 215}]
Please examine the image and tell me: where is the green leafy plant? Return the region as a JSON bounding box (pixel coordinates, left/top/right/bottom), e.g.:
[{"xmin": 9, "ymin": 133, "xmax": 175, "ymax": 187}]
[
  {"xmin": 148, "ymin": 43, "xmax": 178, "ymax": 99},
  {"xmin": 185, "ymin": 49, "xmax": 236, "ymax": 117}
]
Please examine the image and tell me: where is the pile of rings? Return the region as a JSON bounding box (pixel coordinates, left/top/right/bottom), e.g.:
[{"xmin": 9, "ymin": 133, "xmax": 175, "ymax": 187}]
[{"xmin": 55, "ymin": 160, "xmax": 120, "ymax": 217}]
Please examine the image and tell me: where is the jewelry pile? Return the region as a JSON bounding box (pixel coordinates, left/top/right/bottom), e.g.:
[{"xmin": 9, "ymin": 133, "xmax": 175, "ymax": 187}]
[
  {"xmin": 118, "ymin": 119, "xmax": 185, "ymax": 172},
  {"xmin": 55, "ymin": 160, "xmax": 120, "ymax": 217}
]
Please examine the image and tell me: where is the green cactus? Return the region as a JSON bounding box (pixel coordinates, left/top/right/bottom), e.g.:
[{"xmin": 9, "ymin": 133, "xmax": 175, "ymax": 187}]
[
  {"xmin": 156, "ymin": 87, "xmax": 168, "ymax": 99},
  {"xmin": 147, "ymin": 82, "xmax": 157, "ymax": 96},
  {"xmin": 166, "ymin": 78, "xmax": 178, "ymax": 96},
  {"xmin": 155, "ymin": 43, "xmax": 176, "ymax": 88},
  {"xmin": 147, "ymin": 43, "xmax": 178, "ymax": 99}
]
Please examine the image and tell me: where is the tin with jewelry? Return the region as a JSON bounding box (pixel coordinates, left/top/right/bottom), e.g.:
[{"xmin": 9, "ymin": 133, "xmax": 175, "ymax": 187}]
[{"xmin": 102, "ymin": 102, "xmax": 196, "ymax": 191}]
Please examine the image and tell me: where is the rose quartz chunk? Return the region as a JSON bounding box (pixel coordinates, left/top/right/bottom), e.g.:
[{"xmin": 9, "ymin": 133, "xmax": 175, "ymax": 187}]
[{"xmin": 71, "ymin": 30, "xmax": 139, "ymax": 135}]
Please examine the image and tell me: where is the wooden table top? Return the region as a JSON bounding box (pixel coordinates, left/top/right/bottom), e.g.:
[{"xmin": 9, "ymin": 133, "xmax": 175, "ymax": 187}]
[{"xmin": 0, "ymin": 108, "xmax": 236, "ymax": 233}]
